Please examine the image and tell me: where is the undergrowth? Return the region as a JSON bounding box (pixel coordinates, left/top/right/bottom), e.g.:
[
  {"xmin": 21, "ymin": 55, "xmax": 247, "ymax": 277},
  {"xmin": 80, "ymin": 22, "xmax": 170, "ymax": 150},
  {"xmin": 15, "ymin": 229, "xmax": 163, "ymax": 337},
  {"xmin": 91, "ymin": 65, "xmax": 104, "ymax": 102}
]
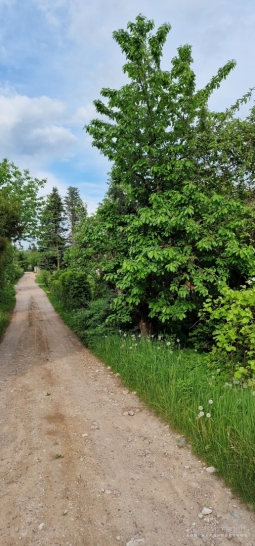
[{"xmin": 0, "ymin": 285, "xmax": 16, "ymax": 339}]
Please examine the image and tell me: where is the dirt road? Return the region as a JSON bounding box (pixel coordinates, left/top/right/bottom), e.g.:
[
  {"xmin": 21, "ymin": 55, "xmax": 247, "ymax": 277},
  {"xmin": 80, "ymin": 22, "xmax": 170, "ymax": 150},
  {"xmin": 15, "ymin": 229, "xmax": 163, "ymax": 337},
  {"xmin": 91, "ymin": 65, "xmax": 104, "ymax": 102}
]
[{"xmin": 0, "ymin": 273, "xmax": 255, "ymax": 546}]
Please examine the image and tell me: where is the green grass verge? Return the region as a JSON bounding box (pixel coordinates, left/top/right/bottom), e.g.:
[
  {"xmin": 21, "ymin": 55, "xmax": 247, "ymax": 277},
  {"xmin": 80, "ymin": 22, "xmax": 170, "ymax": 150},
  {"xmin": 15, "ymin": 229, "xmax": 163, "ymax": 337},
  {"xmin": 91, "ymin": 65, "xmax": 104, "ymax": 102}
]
[
  {"xmin": 93, "ymin": 335, "xmax": 255, "ymax": 507},
  {"xmin": 37, "ymin": 277, "xmax": 255, "ymax": 508},
  {"xmin": 0, "ymin": 285, "xmax": 17, "ymax": 341}
]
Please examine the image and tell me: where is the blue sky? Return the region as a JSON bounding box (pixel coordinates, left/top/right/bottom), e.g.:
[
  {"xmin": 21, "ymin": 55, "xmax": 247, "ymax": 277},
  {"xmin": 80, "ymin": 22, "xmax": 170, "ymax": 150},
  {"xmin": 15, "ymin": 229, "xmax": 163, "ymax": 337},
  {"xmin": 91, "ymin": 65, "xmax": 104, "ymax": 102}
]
[{"xmin": 0, "ymin": 0, "xmax": 254, "ymax": 213}]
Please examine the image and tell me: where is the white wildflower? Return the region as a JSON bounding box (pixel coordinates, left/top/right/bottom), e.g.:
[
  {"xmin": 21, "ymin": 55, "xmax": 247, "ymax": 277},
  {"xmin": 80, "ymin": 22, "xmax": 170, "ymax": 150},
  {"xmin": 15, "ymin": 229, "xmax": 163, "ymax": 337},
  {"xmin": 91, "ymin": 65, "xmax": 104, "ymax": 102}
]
[
  {"xmin": 123, "ymin": 333, "xmax": 127, "ymax": 337},
  {"xmin": 129, "ymin": 346, "xmax": 132, "ymax": 349},
  {"xmin": 177, "ymin": 338, "xmax": 180, "ymax": 343},
  {"xmin": 247, "ymin": 280, "xmax": 252, "ymax": 285},
  {"xmin": 194, "ymin": 349, "xmax": 197, "ymax": 352},
  {"xmin": 158, "ymin": 335, "xmax": 162, "ymax": 340},
  {"xmin": 208, "ymin": 399, "xmax": 213, "ymax": 405},
  {"xmin": 198, "ymin": 411, "xmax": 204, "ymax": 418},
  {"xmin": 252, "ymin": 392, "xmax": 255, "ymax": 396},
  {"xmin": 198, "ymin": 406, "xmax": 203, "ymax": 411},
  {"xmin": 166, "ymin": 341, "xmax": 171, "ymax": 346},
  {"xmin": 217, "ymin": 368, "xmax": 221, "ymax": 373}
]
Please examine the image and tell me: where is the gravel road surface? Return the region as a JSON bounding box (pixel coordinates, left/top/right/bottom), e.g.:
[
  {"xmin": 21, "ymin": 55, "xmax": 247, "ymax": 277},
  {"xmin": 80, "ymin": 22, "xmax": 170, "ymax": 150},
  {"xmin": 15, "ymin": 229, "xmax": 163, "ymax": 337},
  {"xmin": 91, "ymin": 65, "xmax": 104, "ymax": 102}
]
[{"xmin": 0, "ymin": 273, "xmax": 255, "ymax": 546}]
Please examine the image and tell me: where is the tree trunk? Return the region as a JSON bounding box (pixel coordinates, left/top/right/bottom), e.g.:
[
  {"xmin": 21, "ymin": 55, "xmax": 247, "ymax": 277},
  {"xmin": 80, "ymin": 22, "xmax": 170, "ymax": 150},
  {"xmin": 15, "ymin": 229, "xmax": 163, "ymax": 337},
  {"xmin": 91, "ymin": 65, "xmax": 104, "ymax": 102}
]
[
  {"xmin": 138, "ymin": 317, "xmax": 152, "ymax": 337},
  {"xmin": 132, "ymin": 302, "xmax": 152, "ymax": 337}
]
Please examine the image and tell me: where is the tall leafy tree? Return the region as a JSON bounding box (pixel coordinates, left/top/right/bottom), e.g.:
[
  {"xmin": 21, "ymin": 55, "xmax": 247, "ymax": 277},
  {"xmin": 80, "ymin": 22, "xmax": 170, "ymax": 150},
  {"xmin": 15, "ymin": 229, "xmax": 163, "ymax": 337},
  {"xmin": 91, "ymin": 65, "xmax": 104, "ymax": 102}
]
[
  {"xmin": 86, "ymin": 15, "xmax": 254, "ymax": 206},
  {"xmin": 38, "ymin": 187, "xmax": 66, "ymax": 270},
  {"xmin": 0, "ymin": 158, "xmax": 45, "ymax": 240},
  {"xmin": 64, "ymin": 187, "xmax": 87, "ymax": 245},
  {"xmin": 0, "ymin": 158, "xmax": 45, "ymax": 289},
  {"xmin": 84, "ymin": 15, "xmax": 255, "ymax": 335}
]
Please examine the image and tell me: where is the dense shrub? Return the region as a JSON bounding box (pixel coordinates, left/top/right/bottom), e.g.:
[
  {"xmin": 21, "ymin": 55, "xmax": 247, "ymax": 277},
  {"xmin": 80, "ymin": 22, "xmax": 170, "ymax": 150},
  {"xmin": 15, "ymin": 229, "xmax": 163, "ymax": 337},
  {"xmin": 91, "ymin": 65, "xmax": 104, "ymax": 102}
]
[
  {"xmin": 202, "ymin": 280, "xmax": 255, "ymax": 384},
  {"xmin": 38, "ymin": 268, "xmax": 91, "ymax": 311},
  {"xmin": 73, "ymin": 294, "xmax": 118, "ymax": 347},
  {"xmin": 0, "ymin": 243, "xmax": 23, "ymax": 340},
  {"xmin": 59, "ymin": 270, "xmax": 91, "ymax": 310},
  {"xmin": 37, "ymin": 269, "xmax": 52, "ymax": 288}
]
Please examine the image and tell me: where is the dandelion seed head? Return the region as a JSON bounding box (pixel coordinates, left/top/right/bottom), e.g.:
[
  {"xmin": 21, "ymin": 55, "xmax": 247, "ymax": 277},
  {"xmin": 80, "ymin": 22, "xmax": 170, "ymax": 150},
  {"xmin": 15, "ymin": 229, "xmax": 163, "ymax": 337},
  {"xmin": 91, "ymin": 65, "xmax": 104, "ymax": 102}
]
[
  {"xmin": 206, "ymin": 413, "xmax": 211, "ymax": 418},
  {"xmin": 177, "ymin": 338, "xmax": 180, "ymax": 343},
  {"xmin": 198, "ymin": 405, "xmax": 203, "ymax": 411},
  {"xmin": 198, "ymin": 411, "xmax": 204, "ymax": 418},
  {"xmin": 208, "ymin": 399, "xmax": 213, "ymax": 405},
  {"xmin": 217, "ymin": 368, "xmax": 221, "ymax": 373}
]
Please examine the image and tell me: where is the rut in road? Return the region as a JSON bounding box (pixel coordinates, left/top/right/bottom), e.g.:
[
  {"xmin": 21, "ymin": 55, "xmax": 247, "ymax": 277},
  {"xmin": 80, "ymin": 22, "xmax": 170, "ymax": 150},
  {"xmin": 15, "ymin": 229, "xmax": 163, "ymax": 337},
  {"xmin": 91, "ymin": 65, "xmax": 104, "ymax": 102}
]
[{"xmin": 0, "ymin": 273, "xmax": 255, "ymax": 546}]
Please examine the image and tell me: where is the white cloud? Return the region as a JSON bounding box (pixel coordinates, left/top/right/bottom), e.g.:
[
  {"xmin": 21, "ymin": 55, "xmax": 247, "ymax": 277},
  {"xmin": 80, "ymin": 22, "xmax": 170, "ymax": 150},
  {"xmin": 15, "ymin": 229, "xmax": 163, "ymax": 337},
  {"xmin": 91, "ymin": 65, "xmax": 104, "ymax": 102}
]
[{"xmin": 0, "ymin": 92, "xmax": 77, "ymax": 158}]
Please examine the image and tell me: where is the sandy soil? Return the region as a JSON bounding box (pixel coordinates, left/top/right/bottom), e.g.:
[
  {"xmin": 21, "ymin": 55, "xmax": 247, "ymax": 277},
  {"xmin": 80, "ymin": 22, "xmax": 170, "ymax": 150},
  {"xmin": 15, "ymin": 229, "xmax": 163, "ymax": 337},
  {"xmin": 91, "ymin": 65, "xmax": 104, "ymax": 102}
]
[{"xmin": 0, "ymin": 273, "xmax": 255, "ymax": 546}]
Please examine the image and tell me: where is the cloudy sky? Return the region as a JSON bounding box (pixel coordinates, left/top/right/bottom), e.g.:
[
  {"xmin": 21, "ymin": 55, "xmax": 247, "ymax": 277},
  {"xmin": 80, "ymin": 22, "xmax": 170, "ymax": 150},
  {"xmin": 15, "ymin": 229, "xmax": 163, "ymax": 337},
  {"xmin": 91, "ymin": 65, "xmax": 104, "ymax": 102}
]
[{"xmin": 0, "ymin": 0, "xmax": 254, "ymax": 212}]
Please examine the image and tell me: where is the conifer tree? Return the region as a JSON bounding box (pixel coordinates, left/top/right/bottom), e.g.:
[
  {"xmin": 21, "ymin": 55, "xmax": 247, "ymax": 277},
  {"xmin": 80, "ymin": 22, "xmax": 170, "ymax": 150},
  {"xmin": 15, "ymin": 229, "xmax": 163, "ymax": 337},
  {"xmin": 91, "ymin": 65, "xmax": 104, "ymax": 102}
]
[
  {"xmin": 38, "ymin": 187, "xmax": 66, "ymax": 270},
  {"xmin": 64, "ymin": 187, "xmax": 86, "ymax": 245}
]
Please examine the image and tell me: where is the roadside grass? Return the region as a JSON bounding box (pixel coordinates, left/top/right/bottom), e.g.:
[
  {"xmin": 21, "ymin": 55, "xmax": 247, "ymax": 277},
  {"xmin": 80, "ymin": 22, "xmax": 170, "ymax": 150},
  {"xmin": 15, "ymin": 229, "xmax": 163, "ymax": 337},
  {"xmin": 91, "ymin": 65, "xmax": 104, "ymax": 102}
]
[
  {"xmin": 93, "ymin": 334, "xmax": 255, "ymax": 507},
  {"xmin": 0, "ymin": 285, "xmax": 16, "ymax": 341},
  {"xmin": 37, "ymin": 276, "xmax": 255, "ymax": 507}
]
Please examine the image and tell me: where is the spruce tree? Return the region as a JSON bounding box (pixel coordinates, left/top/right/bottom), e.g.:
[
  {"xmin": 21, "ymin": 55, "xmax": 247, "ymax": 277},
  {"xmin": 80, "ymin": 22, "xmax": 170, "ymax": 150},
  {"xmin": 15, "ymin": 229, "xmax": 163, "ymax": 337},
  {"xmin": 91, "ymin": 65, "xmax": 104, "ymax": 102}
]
[
  {"xmin": 64, "ymin": 187, "xmax": 86, "ymax": 245},
  {"xmin": 38, "ymin": 187, "xmax": 66, "ymax": 270}
]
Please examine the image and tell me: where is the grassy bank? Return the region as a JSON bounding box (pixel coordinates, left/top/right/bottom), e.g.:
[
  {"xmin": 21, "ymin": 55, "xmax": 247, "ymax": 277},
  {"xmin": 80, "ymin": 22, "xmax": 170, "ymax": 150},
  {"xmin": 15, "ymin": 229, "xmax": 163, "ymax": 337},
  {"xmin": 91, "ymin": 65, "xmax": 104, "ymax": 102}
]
[
  {"xmin": 93, "ymin": 335, "xmax": 255, "ymax": 506},
  {"xmin": 37, "ymin": 276, "xmax": 255, "ymax": 507},
  {"xmin": 0, "ymin": 285, "xmax": 17, "ymax": 340}
]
